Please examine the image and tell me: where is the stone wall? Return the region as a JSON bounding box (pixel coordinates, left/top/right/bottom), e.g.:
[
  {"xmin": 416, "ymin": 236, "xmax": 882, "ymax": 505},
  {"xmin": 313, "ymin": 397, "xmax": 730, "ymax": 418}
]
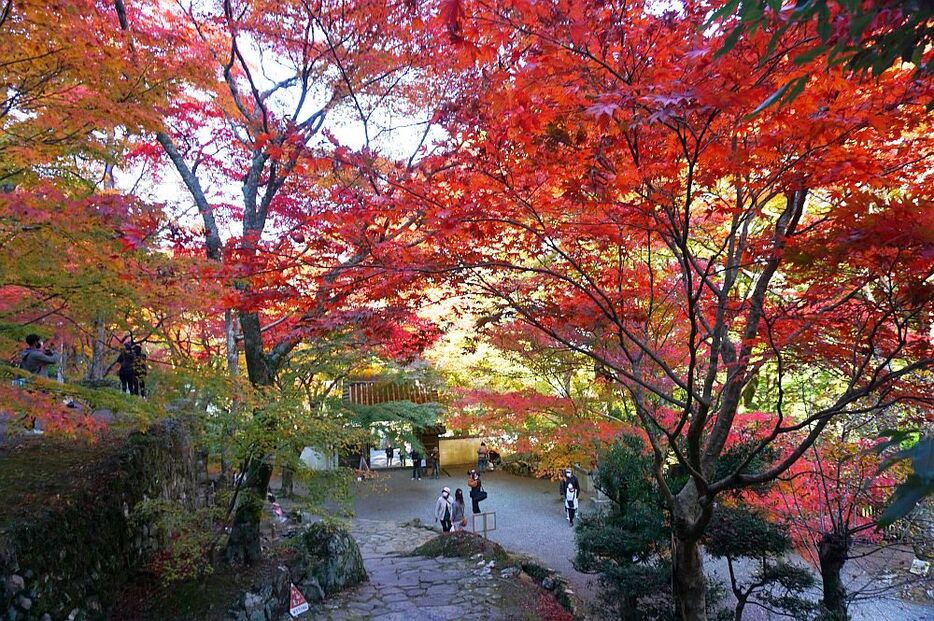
[{"xmin": 0, "ymin": 420, "xmax": 207, "ymax": 621}]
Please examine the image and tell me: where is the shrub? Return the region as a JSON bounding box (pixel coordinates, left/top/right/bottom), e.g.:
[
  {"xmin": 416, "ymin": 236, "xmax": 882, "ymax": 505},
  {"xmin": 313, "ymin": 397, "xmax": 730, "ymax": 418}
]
[{"xmin": 130, "ymin": 499, "xmax": 222, "ymax": 585}]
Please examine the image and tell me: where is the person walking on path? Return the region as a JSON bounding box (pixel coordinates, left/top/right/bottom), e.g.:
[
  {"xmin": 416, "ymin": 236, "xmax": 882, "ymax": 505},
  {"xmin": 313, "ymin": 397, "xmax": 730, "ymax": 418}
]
[
  {"xmin": 430, "ymin": 445, "xmax": 441, "ymax": 479},
  {"xmin": 384, "ymin": 443, "xmax": 395, "ymax": 467},
  {"xmin": 565, "ymin": 482, "xmax": 579, "ymax": 526},
  {"xmin": 435, "ymin": 486, "xmax": 453, "ymax": 532},
  {"xmin": 477, "ymin": 442, "xmax": 490, "ymax": 473},
  {"xmin": 468, "ymin": 469, "xmax": 487, "ymax": 514},
  {"xmin": 410, "ymin": 447, "xmax": 422, "ymax": 480},
  {"xmin": 19, "ymin": 334, "xmax": 59, "ymax": 378},
  {"xmin": 451, "ymin": 488, "xmax": 467, "ymax": 531},
  {"xmin": 560, "ymin": 468, "xmax": 580, "ymax": 500}
]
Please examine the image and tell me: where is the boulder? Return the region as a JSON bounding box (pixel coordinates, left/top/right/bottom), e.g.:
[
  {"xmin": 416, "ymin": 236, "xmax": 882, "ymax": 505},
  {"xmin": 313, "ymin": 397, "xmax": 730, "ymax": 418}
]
[{"xmin": 292, "ymin": 522, "xmax": 367, "ymax": 599}]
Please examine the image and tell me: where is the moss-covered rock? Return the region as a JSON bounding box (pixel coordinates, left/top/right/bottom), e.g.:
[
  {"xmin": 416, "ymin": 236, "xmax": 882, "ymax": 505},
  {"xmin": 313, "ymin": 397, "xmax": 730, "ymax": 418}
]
[
  {"xmin": 290, "ymin": 521, "xmax": 366, "ymax": 602},
  {"xmin": 410, "ymin": 531, "xmax": 511, "ymax": 565}
]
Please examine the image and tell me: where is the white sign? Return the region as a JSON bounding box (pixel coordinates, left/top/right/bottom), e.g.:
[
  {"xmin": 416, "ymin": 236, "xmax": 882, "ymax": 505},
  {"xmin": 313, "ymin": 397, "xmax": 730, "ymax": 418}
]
[
  {"xmin": 289, "ymin": 583, "xmax": 309, "ymax": 617},
  {"xmin": 909, "ymin": 558, "xmax": 930, "ymax": 577}
]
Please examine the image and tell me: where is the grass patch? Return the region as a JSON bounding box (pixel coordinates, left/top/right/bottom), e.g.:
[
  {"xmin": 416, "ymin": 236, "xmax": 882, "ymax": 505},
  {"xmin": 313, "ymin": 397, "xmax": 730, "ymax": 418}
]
[
  {"xmin": 410, "ymin": 531, "xmax": 511, "ymax": 565},
  {"xmin": 0, "ymin": 434, "xmax": 125, "ymax": 528},
  {"xmin": 497, "ymin": 572, "xmax": 575, "ymax": 621}
]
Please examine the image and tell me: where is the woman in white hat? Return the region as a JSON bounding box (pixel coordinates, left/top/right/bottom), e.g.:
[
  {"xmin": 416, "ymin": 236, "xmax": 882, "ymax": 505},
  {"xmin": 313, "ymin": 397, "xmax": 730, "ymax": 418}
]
[{"xmin": 435, "ymin": 486, "xmax": 453, "ymax": 532}]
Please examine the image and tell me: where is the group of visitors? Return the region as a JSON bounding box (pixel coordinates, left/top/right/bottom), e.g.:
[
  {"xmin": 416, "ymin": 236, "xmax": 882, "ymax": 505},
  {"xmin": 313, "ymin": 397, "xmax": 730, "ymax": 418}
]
[
  {"xmin": 110, "ymin": 341, "xmax": 148, "ymax": 396},
  {"xmin": 427, "ymin": 440, "xmax": 582, "ymax": 533},
  {"xmin": 434, "ymin": 487, "xmax": 467, "ymax": 532},
  {"xmin": 476, "ymin": 442, "xmax": 501, "ymax": 472},
  {"xmin": 434, "ymin": 467, "xmax": 488, "ymax": 532},
  {"xmin": 17, "ymin": 335, "xmax": 148, "ymax": 397},
  {"xmin": 432, "ymin": 463, "xmax": 580, "ymax": 534},
  {"xmin": 409, "ymin": 446, "xmax": 441, "ymax": 480},
  {"xmin": 380, "ymin": 442, "xmax": 442, "ymax": 480}
]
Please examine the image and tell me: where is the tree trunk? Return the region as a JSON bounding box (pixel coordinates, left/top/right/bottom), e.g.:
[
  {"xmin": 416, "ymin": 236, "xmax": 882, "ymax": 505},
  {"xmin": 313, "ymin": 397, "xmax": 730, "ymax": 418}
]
[
  {"xmin": 239, "ymin": 311, "xmax": 271, "ymax": 385},
  {"xmin": 224, "ymin": 457, "xmax": 273, "ymax": 565},
  {"xmin": 672, "ymin": 533, "xmax": 707, "ymax": 621},
  {"xmin": 671, "ymin": 483, "xmax": 709, "ymax": 621},
  {"xmin": 225, "ymin": 309, "xmax": 239, "ymax": 376},
  {"xmin": 86, "ymin": 312, "xmax": 107, "ymax": 381},
  {"xmin": 224, "ymin": 309, "xmax": 274, "ymax": 564},
  {"xmin": 818, "ymin": 531, "xmax": 849, "ymax": 620}
]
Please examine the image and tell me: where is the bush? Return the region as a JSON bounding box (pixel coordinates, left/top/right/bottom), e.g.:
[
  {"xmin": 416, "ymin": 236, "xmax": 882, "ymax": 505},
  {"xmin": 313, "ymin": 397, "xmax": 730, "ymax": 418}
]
[
  {"xmin": 130, "ymin": 499, "xmax": 222, "ymax": 585},
  {"xmin": 705, "ymin": 505, "xmax": 818, "ymax": 620},
  {"xmin": 500, "ymin": 451, "xmax": 543, "ymax": 477},
  {"xmin": 576, "ymin": 435, "xmax": 730, "ymax": 620}
]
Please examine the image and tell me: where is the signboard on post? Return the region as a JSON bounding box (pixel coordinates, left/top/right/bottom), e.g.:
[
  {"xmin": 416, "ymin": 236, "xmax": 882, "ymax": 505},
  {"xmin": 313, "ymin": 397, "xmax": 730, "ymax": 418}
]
[
  {"xmin": 289, "ymin": 583, "xmax": 309, "ymax": 617},
  {"xmin": 472, "ymin": 511, "xmax": 497, "ymax": 539}
]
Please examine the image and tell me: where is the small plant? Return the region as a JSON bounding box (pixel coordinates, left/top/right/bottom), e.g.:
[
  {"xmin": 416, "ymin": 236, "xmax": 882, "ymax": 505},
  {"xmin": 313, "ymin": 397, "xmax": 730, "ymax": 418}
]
[{"xmin": 130, "ymin": 499, "xmax": 223, "ymax": 585}]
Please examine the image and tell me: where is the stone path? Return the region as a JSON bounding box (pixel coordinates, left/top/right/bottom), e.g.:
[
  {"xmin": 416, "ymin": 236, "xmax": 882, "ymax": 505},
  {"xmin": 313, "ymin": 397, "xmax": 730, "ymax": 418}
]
[
  {"xmin": 350, "ymin": 468, "xmax": 594, "ymax": 604},
  {"xmin": 306, "ymin": 520, "xmax": 505, "ymax": 621}
]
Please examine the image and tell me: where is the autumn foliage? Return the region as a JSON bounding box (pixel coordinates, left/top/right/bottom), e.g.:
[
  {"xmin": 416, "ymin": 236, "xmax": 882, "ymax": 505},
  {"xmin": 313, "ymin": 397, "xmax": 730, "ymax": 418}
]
[{"xmin": 1, "ymin": 0, "xmax": 932, "ymax": 616}]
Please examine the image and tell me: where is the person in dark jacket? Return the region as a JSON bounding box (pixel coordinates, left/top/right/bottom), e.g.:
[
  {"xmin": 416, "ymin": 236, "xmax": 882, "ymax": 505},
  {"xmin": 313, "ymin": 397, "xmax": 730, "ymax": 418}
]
[
  {"xmin": 410, "ymin": 447, "xmax": 422, "ymax": 480},
  {"xmin": 560, "ymin": 468, "xmax": 580, "ymax": 499},
  {"xmin": 429, "ymin": 445, "xmax": 441, "ymax": 479},
  {"xmin": 19, "ymin": 334, "xmax": 59, "ymax": 378},
  {"xmin": 467, "ymin": 469, "xmax": 486, "ymax": 514},
  {"xmin": 112, "ymin": 342, "xmax": 138, "ymax": 395},
  {"xmin": 132, "ymin": 344, "xmax": 147, "ymax": 397}
]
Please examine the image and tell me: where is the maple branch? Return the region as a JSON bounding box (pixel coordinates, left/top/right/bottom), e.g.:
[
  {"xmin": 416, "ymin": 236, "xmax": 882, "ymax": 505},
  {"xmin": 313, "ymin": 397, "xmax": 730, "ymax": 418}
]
[
  {"xmin": 155, "ymin": 132, "xmax": 224, "ymax": 261},
  {"xmin": 702, "ymin": 188, "xmax": 806, "ymax": 474},
  {"xmin": 113, "ymin": 0, "xmax": 129, "ymax": 29}
]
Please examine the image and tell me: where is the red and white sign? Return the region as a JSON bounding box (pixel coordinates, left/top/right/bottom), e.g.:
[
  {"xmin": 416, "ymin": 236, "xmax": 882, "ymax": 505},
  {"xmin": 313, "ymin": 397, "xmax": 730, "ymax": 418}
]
[{"xmin": 289, "ymin": 583, "xmax": 309, "ymax": 617}]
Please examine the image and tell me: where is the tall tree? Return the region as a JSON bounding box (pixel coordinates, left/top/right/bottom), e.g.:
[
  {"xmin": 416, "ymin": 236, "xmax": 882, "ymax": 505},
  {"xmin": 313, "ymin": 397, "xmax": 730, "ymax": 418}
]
[
  {"xmin": 123, "ymin": 0, "xmax": 452, "ymax": 562},
  {"xmin": 370, "ymin": 1, "xmax": 934, "ymax": 618}
]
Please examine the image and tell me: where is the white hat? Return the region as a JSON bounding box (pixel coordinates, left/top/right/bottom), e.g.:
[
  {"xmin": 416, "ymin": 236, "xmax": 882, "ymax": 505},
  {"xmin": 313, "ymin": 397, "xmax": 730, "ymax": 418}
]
[{"xmin": 442, "ymin": 487, "xmax": 451, "ymax": 493}]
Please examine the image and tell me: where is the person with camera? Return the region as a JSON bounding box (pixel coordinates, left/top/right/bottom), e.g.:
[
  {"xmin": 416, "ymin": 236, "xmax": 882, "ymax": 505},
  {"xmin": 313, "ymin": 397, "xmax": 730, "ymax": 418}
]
[
  {"xmin": 467, "ymin": 469, "xmax": 487, "ymax": 514},
  {"xmin": 19, "ymin": 334, "xmax": 59, "ymax": 378},
  {"xmin": 16, "ymin": 334, "xmax": 60, "ymax": 434}
]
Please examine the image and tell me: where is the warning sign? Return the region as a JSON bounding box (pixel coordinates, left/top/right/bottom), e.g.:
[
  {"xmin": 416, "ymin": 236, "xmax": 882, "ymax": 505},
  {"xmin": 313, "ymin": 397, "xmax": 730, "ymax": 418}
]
[{"xmin": 289, "ymin": 583, "xmax": 309, "ymax": 617}]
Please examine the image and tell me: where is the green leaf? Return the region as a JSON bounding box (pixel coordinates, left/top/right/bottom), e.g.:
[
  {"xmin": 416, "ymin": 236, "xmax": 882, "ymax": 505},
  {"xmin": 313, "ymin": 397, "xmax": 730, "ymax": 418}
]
[
  {"xmin": 739, "ymin": 0, "xmax": 763, "ymax": 25},
  {"xmin": 746, "ymin": 80, "xmax": 794, "ymax": 118},
  {"xmin": 707, "ymin": 0, "xmax": 742, "ymax": 25},
  {"xmin": 878, "ymin": 477, "xmax": 932, "ymax": 527},
  {"xmin": 781, "ymin": 75, "xmax": 808, "ymax": 106},
  {"xmin": 848, "ymin": 11, "xmax": 874, "ymax": 42},
  {"xmin": 816, "ymin": 3, "xmax": 831, "ymax": 41},
  {"xmin": 910, "ymin": 437, "xmax": 934, "ymax": 482},
  {"xmin": 793, "ymin": 45, "xmax": 827, "ymax": 65},
  {"xmin": 765, "ymin": 23, "xmax": 792, "ymax": 59},
  {"xmin": 716, "ymin": 25, "xmax": 746, "ymax": 58}
]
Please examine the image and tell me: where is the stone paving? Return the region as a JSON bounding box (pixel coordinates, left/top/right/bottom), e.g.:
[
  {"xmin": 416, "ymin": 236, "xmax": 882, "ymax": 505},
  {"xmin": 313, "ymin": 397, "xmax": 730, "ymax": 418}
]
[
  {"xmin": 349, "ymin": 468, "xmax": 594, "ymax": 604},
  {"xmin": 306, "ymin": 520, "xmax": 505, "ymax": 621}
]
